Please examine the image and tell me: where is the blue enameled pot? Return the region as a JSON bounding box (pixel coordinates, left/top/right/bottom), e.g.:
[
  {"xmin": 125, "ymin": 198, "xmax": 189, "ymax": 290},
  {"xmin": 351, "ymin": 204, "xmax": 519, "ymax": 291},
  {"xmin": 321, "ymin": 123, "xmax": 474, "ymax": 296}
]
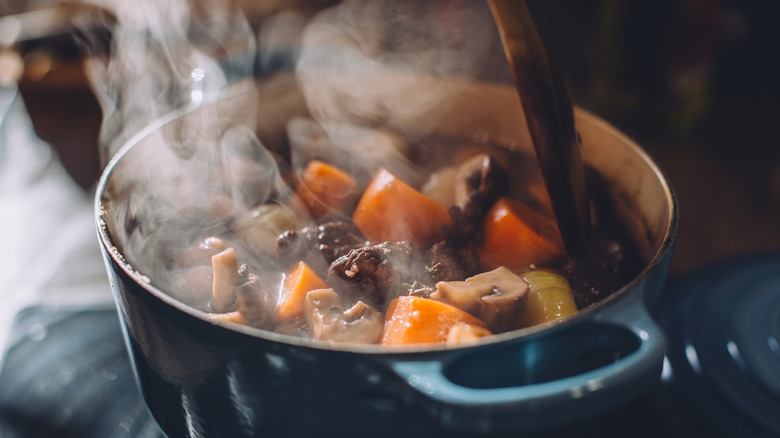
[{"xmin": 96, "ymin": 78, "xmax": 677, "ymax": 437}]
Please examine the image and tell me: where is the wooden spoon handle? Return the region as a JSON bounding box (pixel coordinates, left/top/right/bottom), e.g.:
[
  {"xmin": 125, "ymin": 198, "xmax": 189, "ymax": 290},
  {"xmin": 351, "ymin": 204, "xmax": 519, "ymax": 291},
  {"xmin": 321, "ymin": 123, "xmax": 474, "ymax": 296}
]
[{"xmin": 488, "ymin": 0, "xmax": 593, "ymax": 259}]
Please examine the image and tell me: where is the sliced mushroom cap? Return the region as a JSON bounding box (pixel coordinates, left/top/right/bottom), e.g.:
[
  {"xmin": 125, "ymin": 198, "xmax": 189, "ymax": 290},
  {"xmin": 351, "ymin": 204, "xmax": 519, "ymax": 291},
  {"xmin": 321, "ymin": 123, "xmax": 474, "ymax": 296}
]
[
  {"xmin": 430, "ymin": 277, "xmax": 493, "ymax": 313},
  {"xmin": 211, "ymin": 247, "xmax": 238, "ymax": 313},
  {"xmin": 431, "ymin": 266, "xmax": 529, "ymax": 332},
  {"xmin": 422, "ymin": 154, "xmax": 508, "ymax": 213},
  {"xmin": 453, "ymin": 154, "xmax": 509, "ymax": 212},
  {"xmin": 303, "ymin": 288, "xmax": 384, "ymax": 344}
]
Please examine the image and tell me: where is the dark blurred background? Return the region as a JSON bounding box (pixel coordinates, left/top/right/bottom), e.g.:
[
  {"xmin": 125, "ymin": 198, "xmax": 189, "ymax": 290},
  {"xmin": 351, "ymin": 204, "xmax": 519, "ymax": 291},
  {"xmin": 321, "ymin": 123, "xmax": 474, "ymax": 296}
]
[
  {"xmin": 3, "ymin": 0, "xmax": 779, "ymax": 274},
  {"xmin": 530, "ymin": 0, "xmax": 780, "ymax": 274}
]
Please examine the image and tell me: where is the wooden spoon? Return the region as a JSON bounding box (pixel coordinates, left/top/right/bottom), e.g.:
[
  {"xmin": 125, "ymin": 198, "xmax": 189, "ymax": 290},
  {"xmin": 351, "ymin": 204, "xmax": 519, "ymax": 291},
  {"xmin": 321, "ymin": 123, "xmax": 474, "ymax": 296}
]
[{"xmin": 488, "ymin": 0, "xmax": 593, "ymax": 260}]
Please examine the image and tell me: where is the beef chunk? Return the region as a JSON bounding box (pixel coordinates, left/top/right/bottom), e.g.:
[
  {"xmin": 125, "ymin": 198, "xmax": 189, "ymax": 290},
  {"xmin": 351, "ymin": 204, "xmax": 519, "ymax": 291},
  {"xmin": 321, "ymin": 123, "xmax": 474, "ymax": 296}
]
[
  {"xmin": 327, "ymin": 241, "xmax": 414, "ymax": 304},
  {"xmin": 447, "ymin": 203, "xmax": 483, "ymax": 244},
  {"xmin": 276, "ymin": 221, "xmax": 367, "ymax": 266},
  {"xmin": 425, "ymin": 240, "xmax": 481, "ymax": 283}
]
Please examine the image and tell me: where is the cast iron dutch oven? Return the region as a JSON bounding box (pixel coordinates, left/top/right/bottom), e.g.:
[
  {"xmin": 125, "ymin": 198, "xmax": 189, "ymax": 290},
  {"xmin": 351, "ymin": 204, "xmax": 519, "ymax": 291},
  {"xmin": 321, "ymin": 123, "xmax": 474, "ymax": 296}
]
[{"xmin": 96, "ymin": 78, "xmax": 677, "ymax": 437}]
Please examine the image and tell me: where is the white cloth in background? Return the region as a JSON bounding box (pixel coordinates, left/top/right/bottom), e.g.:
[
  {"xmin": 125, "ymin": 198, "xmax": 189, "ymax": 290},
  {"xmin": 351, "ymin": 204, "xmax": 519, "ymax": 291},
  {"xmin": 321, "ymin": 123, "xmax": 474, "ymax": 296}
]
[{"xmin": 0, "ymin": 86, "xmax": 113, "ymax": 361}]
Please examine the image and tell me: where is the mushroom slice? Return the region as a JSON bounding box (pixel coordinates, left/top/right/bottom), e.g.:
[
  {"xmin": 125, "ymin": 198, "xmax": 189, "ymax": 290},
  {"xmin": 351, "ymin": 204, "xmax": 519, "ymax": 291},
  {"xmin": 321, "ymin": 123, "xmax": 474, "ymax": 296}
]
[
  {"xmin": 211, "ymin": 247, "xmax": 238, "ymax": 313},
  {"xmin": 431, "ymin": 266, "xmax": 529, "ymax": 332},
  {"xmin": 303, "ymin": 288, "xmax": 383, "ymax": 344},
  {"xmin": 453, "ymin": 154, "xmax": 508, "ymax": 212}
]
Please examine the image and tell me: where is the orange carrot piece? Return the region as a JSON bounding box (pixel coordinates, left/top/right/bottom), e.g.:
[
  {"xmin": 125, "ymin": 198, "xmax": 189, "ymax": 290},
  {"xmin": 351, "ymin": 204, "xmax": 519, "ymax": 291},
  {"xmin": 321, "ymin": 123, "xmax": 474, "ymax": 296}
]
[
  {"xmin": 478, "ymin": 197, "xmax": 565, "ymax": 271},
  {"xmin": 381, "ymin": 296, "xmax": 489, "ymax": 346},
  {"xmin": 352, "ymin": 169, "xmax": 453, "ymax": 248},
  {"xmin": 295, "ymin": 160, "xmax": 359, "ymax": 219},
  {"xmin": 275, "ymin": 261, "xmax": 330, "ymax": 322}
]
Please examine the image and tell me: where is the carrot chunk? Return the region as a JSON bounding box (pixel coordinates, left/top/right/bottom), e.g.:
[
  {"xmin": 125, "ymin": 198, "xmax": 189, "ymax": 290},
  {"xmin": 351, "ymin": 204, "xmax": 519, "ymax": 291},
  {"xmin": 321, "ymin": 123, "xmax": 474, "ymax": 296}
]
[
  {"xmin": 295, "ymin": 160, "xmax": 360, "ymax": 219},
  {"xmin": 352, "ymin": 169, "xmax": 453, "ymax": 248},
  {"xmin": 478, "ymin": 197, "xmax": 565, "ymax": 271},
  {"xmin": 275, "ymin": 261, "xmax": 330, "ymax": 322},
  {"xmin": 381, "ymin": 296, "xmax": 489, "ymax": 346}
]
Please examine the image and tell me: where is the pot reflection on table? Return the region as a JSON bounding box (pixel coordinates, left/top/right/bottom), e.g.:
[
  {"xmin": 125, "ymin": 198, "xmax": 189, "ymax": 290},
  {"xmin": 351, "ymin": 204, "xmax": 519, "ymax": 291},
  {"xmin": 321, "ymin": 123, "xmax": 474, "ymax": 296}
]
[{"xmin": 96, "ymin": 77, "xmax": 676, "ymax": 437}]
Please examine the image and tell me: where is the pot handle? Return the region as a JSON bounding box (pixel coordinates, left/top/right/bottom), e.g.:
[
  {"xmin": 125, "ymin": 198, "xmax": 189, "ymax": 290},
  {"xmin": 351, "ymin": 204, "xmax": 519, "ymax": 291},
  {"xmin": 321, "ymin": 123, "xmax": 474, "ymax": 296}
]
[{"xmin": 391, "ymin": 293, "xmax": 665, "ymax": 410}]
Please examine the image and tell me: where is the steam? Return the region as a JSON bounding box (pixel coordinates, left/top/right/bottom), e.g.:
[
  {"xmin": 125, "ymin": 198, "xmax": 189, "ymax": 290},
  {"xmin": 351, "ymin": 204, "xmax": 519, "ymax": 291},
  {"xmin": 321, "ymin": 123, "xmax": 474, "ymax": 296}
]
[
  {"xmin": 77, "ymin": 0, "xmax": 256, "ymax": 160},
  {"xmin": 88, "ymin": 0, "xmax": 510, "ymax": 314},
  {"xmin": 296, "ymin": 0, "xmax": 502, "ymax": 181},
  {"xmin": 79, "ymin": 0, "xmax": 286, "ymax": 300}
]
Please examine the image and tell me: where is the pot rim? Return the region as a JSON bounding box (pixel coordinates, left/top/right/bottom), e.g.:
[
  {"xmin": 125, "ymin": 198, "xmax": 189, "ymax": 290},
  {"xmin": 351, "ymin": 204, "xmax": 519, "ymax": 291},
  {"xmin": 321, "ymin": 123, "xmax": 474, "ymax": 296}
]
[{"xmin": 94, "ymin": 78, "xmax": 679, "ymax": 355}]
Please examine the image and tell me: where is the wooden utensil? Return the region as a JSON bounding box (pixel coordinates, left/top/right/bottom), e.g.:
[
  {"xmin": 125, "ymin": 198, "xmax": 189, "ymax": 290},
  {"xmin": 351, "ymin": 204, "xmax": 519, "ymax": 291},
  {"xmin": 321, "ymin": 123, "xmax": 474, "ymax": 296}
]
[{"xmin": 488, "ymin": 0, "xmax": 593, "ymax": 260}]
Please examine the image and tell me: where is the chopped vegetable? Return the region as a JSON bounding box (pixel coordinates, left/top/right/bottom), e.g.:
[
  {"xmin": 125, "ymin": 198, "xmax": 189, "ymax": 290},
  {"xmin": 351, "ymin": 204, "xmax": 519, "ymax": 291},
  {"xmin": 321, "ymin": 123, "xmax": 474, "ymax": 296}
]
[
  {"xmin": 478, "ymin": 197, "xmax": 565, "ymax": 271},
  {"xmin": 211, "ymin": 248, "xmax": 238, "ymax": 313},
  {"xmin": 352, "ymin": 169, "xmax": 453, "ymax": 248},
  {"xmin": 446, "ymin": 322, "xmax": 493, "ymax": 346},
  {"xmin": 421, "ymin": 154, "xmax": 508, "ymax": 215},
  {"xmin": 157, "ymin": 131, "xmax": 642, "ymax": 347},
  {"xmin": 519, "ymin": 270, "xmax": 578, "ymax": 326},
  {"xmin": 238, "ymin": 204, "xmax": 304, "ymax": 255},
  {"xmin": 381, "ymin": 296, "xmax": 489, "ymax": 346},
  {"xmin": 275, "ymin": 261, "xmax": 331, "ymax": 322},
  {"xmin": 431, "ymin": 266, "xmax": 529, "ymax": 332},
  {"xmin": 453, "ymin": 154, "xmax": 507, "ymax": 212},
  {"xmin": 207, "ymin": 311, "xmax": 247, "ymax": 325},
  {"xmin": 295, "ymin": 160, "xmax": 360, "ymax": 219},
  {"xmin": 303, "ymin": 288, "xmax": 383, "ymax": 344}
]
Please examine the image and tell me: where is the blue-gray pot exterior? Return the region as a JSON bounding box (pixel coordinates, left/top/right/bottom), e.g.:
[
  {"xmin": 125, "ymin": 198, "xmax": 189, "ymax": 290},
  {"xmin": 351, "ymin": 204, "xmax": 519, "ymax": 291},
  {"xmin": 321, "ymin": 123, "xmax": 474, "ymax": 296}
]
[{"xmin": 102, "ymin": 241, "xmax": 674, "ymax": 437}]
